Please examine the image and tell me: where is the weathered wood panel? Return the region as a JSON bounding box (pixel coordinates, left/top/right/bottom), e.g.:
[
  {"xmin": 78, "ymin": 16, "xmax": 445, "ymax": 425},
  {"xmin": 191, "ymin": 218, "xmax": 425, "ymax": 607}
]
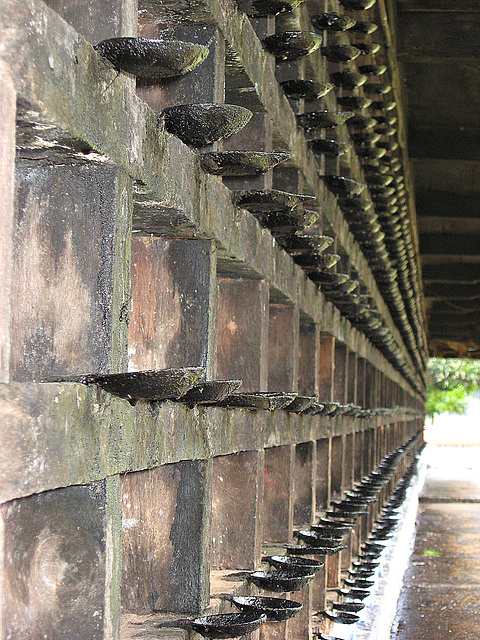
[
  {"xmin": 263, "ymin": 445, "xmax": 294, "ymax": 543},
  {"xmin": 298, "ymin": 321, "xmax": 317, "ymax": 396},
  {"xmin": 129, "ymin": 237, "xmax": 216, "ymax": 374},
  {"xmin": 318, "ymin": 335, "xmax": 334, "ymax": 403},
  {"xmin": 354, "ymin": 430, "xmax": 364, "ymax": 484},
  {"xmin": 330, "ymin": 435, "xmax": 344, "ymax": 502},
  {"xmin": 217, "ymin": 278, "xmax": 269, "ymax": 391},
  {"xmin": 268, "ymin": 304, "xmax": 299, "ymax": 392},
  {"xmin": 121, "ymin": 460, "xmax": 211, "ymax": 614},
  {"xmin": 333, "ymin": 342, "xmax": 347, "ymax": 404},
  {"xmin": 285, "ymin": 583, "xmax": 311, "ymax": 640},
  {"xmin": 293, "ymin": 441, "xmax": 315, "ymax": 526},
  {"xmin": 11, "ymin": 163, "xmax": 129, "ymax": 381},
  {"xmin": 347, "ymin": 350, "xmax": 357, "ymax": 405},
  {"xmin": 315, "ymin": 437, "xmax": 330, "ymax": 511},
  {"xmin": 343, "ymin": 433, "xmax": 354, "ymax": 493},
  {"xmin": 357, "ymin": 357, "xmax": 367, "ymax": 409},
  {"xmin": 211, "ymin": 450, "xmax": 264, "ymax": 570},
  {"xmin": 2, "ymin": 481, "xmax": 108, "ymax": 640},
  {"xmin": 260, "ymin": 620, "xmax": 286, "ymax": 640}
]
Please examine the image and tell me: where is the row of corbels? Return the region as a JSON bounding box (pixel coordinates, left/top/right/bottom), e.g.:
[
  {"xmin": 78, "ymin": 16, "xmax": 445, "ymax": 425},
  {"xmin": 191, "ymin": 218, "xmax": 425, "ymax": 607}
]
[
  {"xmin": 229, "ymin": 0, "xmax": 427, "ymax": 383},
  {"xmin": 50, "ymin": 366, "xmax": 424, "ymax": 418},
  {"xmin": 91, "ymin": 13, "xmax": 424, "ymax": 391},
  {"xmin": 183, "ymin": 431, "xmax": 421, "ymax": 639}
]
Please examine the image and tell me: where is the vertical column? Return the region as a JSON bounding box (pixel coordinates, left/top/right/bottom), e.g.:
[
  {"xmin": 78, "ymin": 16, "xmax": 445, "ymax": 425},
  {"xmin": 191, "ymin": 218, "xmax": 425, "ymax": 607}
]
[
  {"xmin": 1, "ymin": 480, "xmax": 117, "ymax": 639},
  {"xmin": 316, "ymin": 438, "xmax": 331, "ymax": 512},
  {"xmin": 286, "ymin": 582, "xmax": 312, "ymax": 640},
  {"xmin": 354, "ymin": 430, "xmax": 364, "ymax": 485},
  {"xmin": 263, "ymin": 445, "xmax": 294, "ymax": 543},
  {"xmin": 293, "ymin": 442, "xmax": 316, "ymax": 526},
  {"xmin": 376, "ymin": 425, "xmax": 386, "ymax": 515},
  {"xmin": 272, "ymin": 165, "xmax": 309, "ymax": 202},
  {"xmin": 261, "ymin": 616, "xmax": 287, "ymax": 640},
  {"xmin": 377, "ymin": 425, "xmax": 385, "ymax": 465},
  {"xmin": 10, "ymin": 165, "xmax": 132, "ymax": 381},
  {"xmin": 343, "ymin": 433, "xmax": 354, "ymax": 492},
  {"xmin": 335, "ymin": 252, "xmax": 350, "ymax": 280},
  {"xmin": 298, "ymin": 320, "xmax": 318, "ymax": 396},
  {"xmin": 0, "ymin": 65, "xmax": 15, "ymax": 383},
  {"xmin": 121, "ymin": 460, "xmax": 211, "ymax": 614},
  {"xmin": 370, "ymin": 427, "xmax": 378, "ymax": 471},
  {"xmin": 216, "ymin": 279, "xmax": 269, "ymax": 391},
  {"xmin": 357, "ymin": 357, "xmax": 367, "ymax": 409},
  {"xmin": 268, "ymin": 304, "xmax": 299, "ymax": 392},
  {"xmin": 347, "ymin": 349, "xmax": 358, "ymax": 405},
  {"xmin": 365, "ymin": 362, "xmax": 376, "ymax": 409},
  {"xmin": 105, "ymin": 476, "xmax": 122, "ymax": 640},
  {"xmin": 129, "ymin": 237, "xmax": 217, "ymax": 376},
  {"xmin": 377, "ymin": 370, "xmax": 383, "ymax": 409},
  {"xmin": 374, "ymin": 367, "xmax": 382, "ymax": 409},
  {"xmin": 333, "ymin": 342, "xmax": 347, "ymax": 403},
  {"xmin": 387, "ymin": 421, "xmax": 394, "ymax": 454},
  {"xmin": 362, "ymin": 429, "xmax": 371, "ymax": 478},
  {"xmin": 330, "ymin": 436, "xmax": 344, "ymax": 502},
  {"xmin": 211, "ymin": 451, "xmax": 264, "ymax": 570},
  {"xmin": 250, "ymin": 15, "xmax": 275, "ymax": 40},
  {"xmin": 318, "ymin": 334, "xmax": 335, "ymax": 401}
]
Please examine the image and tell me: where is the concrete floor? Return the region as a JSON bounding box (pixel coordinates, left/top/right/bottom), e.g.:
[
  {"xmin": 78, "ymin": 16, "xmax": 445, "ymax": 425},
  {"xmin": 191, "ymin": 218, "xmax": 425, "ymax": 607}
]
[{"xmin": 390, "ymin": 445, "xmax": 480, "ymax": 639}]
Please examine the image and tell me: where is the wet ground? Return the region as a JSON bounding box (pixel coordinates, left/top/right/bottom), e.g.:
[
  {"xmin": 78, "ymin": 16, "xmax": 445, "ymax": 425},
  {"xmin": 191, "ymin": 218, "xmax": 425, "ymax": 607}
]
[{"xmin": 390, "ymin": 445, "xmax": 480, "ymax": 639}]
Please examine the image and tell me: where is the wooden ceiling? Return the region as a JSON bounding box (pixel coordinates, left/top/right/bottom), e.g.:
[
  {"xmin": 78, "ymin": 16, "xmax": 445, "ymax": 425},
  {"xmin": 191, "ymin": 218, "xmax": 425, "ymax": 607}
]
[{"xmin": 394, "ymin": 0, "xmax": 480, "ymax": 358}]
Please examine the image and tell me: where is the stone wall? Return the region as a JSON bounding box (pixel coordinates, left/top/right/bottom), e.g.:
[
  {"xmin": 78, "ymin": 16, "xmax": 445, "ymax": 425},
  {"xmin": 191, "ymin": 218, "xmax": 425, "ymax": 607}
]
[{"xmin": 0, "ymin": 0, "xmax": 426, "ymax": 637}]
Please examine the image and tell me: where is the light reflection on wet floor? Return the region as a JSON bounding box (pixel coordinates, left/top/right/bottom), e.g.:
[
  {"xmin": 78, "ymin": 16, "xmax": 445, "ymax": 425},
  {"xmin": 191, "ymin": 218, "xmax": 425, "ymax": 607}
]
[{"xmin": 391, "ymin": 445, "xmax": 480, "ymax": 640}]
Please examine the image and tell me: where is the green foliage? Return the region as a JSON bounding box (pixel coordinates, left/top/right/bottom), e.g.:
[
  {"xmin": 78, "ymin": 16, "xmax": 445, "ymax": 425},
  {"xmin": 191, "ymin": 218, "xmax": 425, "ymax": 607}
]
[
  {"xmin": 426, "ymin": 358, "xmax": 480, "ymax": 418},
  {"xmin": 429, "ymin": 358, "xmax": 480, "ymax": 392},
  {"xmin": 425, "ymin": 385, "xmax": 470, "ymax": 419}
]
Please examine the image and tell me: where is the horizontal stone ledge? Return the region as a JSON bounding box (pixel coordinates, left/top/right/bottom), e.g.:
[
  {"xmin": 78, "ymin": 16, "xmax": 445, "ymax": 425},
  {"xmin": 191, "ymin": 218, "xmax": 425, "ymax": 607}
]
[{"xmin": 0, "ymin": 382, "xmax": 417, "ymax": 504}]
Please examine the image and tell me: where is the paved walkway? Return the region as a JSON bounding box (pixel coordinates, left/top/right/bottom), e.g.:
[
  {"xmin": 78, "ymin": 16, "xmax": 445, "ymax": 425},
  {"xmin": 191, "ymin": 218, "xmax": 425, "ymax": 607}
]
[{"xmin": 391, "ymin": 445, "xmax": 480, "ymax": 639}]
